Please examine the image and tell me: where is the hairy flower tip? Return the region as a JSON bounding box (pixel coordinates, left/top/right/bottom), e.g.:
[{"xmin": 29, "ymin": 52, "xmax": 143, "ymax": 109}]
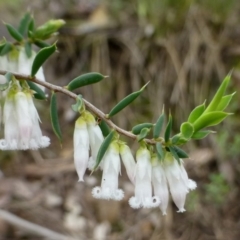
[
  {"xmin": 129, "ymin": 147, "xmax": 160, "ymax": 209},
  {"xmin": 92, "ymin": 187, "xmax": 124, "ymax": 201},
  {"xmin": 92, "ymin": 142, "xmax": 124, "ymax": 201},
  {"xmin": 188, "ymin": 179, "xmax": 197, "ymax": 190}
]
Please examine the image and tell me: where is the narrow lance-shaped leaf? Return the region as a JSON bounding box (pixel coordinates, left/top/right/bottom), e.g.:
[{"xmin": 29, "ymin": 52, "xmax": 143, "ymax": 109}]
[
  {"xmin": 180, "ymin": 122, "xmax": 194, "ymax": 139},
  {"xmin": 168, "ymin": 146, "xmax": 180, "ymax": 164},
  {"xmin": 0, "ymin": 42, "xmax": 12, "ymax": 56},
  {"xmin": 31, "ymin": 44, "xmax": 57, "ymax": 76},
  {"xmin": 67, "ymin": 73, "xmax": 105, "ymax": 91},
  {"xmin": 191, "ymin": 130, "xmax": 215, "ymax": 140},
  {"xmin": 5, "ymin": 23, "xmax": 23, "ymax": 42},
  {"xmin": 153, "ymin": 109, "xmax": 165, "ymax": 138},
  {"xmin": 137, "ymin": 127, "xmax": 150, "ymax": 142},
  {"xmin": 216, "ymin": 92, "xmax": 235, "ymax": 111},
  {"xmin": 27, "ymin": 81, "xmax": 46, "ymax": 100},
  {"xmin": 94, "ymin": 130, "xmax": 115, "ymax": 170},
  {"xmin": 71, "ymin": 95, "xmax": 83, "ymax": 112},
  {"xmin": 156, "ymin": 142, "xmax": 165, "ymax": 161},
  {"xmin": 24, "ymin": 42, "xmax": 32, "ymax": 58},
  {"xmin": 34, "ymin": 40, "xmax": 50, "ymax": 49},
  {"xmin": 18, "ymin": 12, "xmax": 31, "ymax": 35},
  {"xmin": 99, "ymin": 120, "xmax": 110, "ymax": 137},
  {"xmin": 28, "ymin": 17, "xmax": 35, "ymax": 38},
  {"xmin": 164, "ymin": 114, "xmax": 172, "ymax": 142},
  {"xmin": 50, "ymin": 92, "xmax": 62, "ymax": 143},
  {"xmin": 188, "ymin": 101, "xmax": 205, "ymax": 123},
  {"xmin": 205, "ymin": 74, "xmax": 231, "ymax": 113},
  {"xmin": 172, "ymin": 146, "xmax": 189, "ymax": 158},
  {"xmin": 132, "ymin": 123, "xmax": 153, "ymax": 135},
  {"xmin": 193, "ymin": 111, "xmax": 231, "ymax": 132},
  {"xmin": 108, "ymin": 82, "xmax": 149, "ymax": 118}
]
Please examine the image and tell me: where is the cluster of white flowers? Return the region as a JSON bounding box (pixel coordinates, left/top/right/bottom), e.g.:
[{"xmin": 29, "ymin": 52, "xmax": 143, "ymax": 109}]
[
  {"xmin": 0, "ymin": 47, "xmax": 49, "ymax": 150},
  {"xmin": 73, "ymin": 117, "xmax": 197, "ymax": 214}
]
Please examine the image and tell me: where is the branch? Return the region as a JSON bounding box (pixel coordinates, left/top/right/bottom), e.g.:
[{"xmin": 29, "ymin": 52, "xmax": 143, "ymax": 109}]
[
  {"xmin": 0, "ymin": 70, "xmax": 156, "ymax": 144},
  {"xmin": 0, "ymin": 209, "xmax": 77, "ymax": 240}
]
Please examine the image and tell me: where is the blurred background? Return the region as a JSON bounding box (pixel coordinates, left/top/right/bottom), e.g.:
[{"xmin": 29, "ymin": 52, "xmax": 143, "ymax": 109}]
[{"xmin": 0, "ymin": 0, "xmax": 240, "ymax": 239}]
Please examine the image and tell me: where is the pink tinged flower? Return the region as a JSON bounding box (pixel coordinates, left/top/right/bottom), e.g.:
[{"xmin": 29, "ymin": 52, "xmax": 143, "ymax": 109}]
[
  {"xmin": 92, "ymin": 142, "xmax": 124, "ymax": 201},
  {"xmin": 164, "ymin": 155, "xmax": 197, "ymax": 213},
  {"xmin": 74, "ymin": 117, "xmax": 89, "ymax": 182},
  {"xmin": 119, "ymin": 144, "xmax": 136, "ymax": 184},
  {"xmin": 87, "ymin": 123, "xmax": 104, "ymax": 170},
  {"xmin": 18, "ymin": 48, "xmax": 46, "ymax": 91},
  {"xmin": 129, "ymin": 148, "xmax": 160, "ymax": 209},
  {"xmin": 152, "ymin": 163, "xmax": 169, "ymax": 215}
]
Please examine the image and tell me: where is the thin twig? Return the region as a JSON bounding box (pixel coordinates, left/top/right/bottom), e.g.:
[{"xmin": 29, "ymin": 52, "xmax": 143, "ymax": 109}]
[
  {"xmin": 0, "ymin": 209, "xmax": 78, "ymax": 240},
  {"xmin": 0, "ymin": 70, "xmax": 156, "ymax": 145}
]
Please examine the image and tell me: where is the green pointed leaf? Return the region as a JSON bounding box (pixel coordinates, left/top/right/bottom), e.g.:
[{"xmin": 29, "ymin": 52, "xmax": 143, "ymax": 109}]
[
  {"xmin": 28, "ymin": 17, "xmax": 35, "ymax": 37},
  {"xmin": 188, "ymin": 102, "xmax": 205, "ymax": 123},
  {"xmin": 18, "ymin": 12, "xmax": 31, "ymax": 35},
  {"xmin": 168, "ymin": 146, "xmax": 180, "ymax": 164},
  {"xmin": 33, "ymin": 19, "xmax": 65, "ymax": 40},
  {"xmin": 205, "ymin": 74, "xmax": 231, "ymax": 113},
  {"xmin": 27, "ymin": 81, "xmax": 46, "ymax": 100},
  {"xmin": 153, "ymin": 110, "xmax": 165, "ymax": 138},
  {"xmin": 137, "ymin": 127, "xmax": 150, "ymax": 142},
  {"xmin": 180, "ymin": 122, "xmax": 194, "ymax": 139},
  {"xmin": 164, "ymin": 114, "xmax": 172, "ymax": 142},
  {"xmin": 95, "ymin": 130, "xmax": 115, "ymax": 169},
  {"xmin": 31, "ymin": 44, "xmax": 57, "ymax": 77},
  {"xmin": 108, "ymin": 82, "xmax": 149, "ymax": 118},
  {"xmin": 67, "ymin": 72, "xmax": 105, "ymax": 91},
  {"xmin": 171, "ymin": 134, "xmax": 188, "ymax": 145},
  {"xmin": 132, "ymin": 123, "xmax": 153, "ymax": 135},
  {"xmin": 34, "ymin": 40, "xmax": 51, "ymax": 49},
  {"xmin": 172, "ymin": 146, "xmax": 189, "ymax": 158},
  {"xmin": 99, "ymin": 120, "xmax": 110, "ymax": 137},
  {"xmin": 71, "ymin": 95, "xmax": 83, "ymax": 112},
  {"xmin": 191, "ymin": 130, "xmax": 215, "ymax": 139},
  {"xmin": 24, "ymin": 42, "xmax": 32, "ymax": 58},
  {"xmin": 0, "ymin": 42, "xmax": 12, "ymax": 56},
  {"xmin": 50, "ymin": 92, "xmax": 62, "ymax": 143},
  {"xmin": 0, "ymin": 72, "xmax": 12, "ymax": 91},
  {"xmin": 193, "ymin": 111, "xmax": 230, "ymax": 132},
  {"xmin": 156, "ymin": 142, "xmax": 165, "ymax": 161},
  {"xmin": 5, "ymin": 23, "xmax": 23, "ymax": 42},
  {"xmin": 216, "ymin": 93, "xmax": 235, "ymax": 111}
]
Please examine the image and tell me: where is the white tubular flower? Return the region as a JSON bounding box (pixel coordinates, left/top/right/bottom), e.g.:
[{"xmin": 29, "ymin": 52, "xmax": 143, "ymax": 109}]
[
  {"xmin": 129, "ymin": 148, "xmax": 160, "ymax": 209},
  {"xmin": 74, "ymin": 117, "xmax": 89, "ymax": 182},
  {"xmin": 152, "ymin": 158, "xmax": 169, "ymax": 215},
  {"xmin": 15, "ymin": 92, "xmax": 33, "ymax": 149},
  {"xmin": 0, "ymin": 93, "xmax": 18, "ymax": 150},
  {"xmin": 0, "ymin": 88, "xmax": 50, "ymax": 150},
  {"xmin": 119, "ymin": 144, "xmax": 136, "ymax": 184},
  {"xmin": 87, "ymin": 122, "xmax": 104, "ymax": 170},
  {"xmin": 92, "ymin": 142, "xmax": 124, "ymax": 201},
  {"xmin": 164, "ymin": 153, "xmax": 197, "ymax": 213},
  {"xmin": 25, "ymin": 92, "xmax": 50, "ymax": 149},
  {"xmin": 18, "ymin": 48, "xmax": 46, "ymax": 91}
]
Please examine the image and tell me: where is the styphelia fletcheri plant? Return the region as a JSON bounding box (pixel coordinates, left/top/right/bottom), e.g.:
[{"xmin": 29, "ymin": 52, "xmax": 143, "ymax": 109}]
[{"xmin": 0, "ymin": 13, "xmax": 235, "ymax": 215}]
